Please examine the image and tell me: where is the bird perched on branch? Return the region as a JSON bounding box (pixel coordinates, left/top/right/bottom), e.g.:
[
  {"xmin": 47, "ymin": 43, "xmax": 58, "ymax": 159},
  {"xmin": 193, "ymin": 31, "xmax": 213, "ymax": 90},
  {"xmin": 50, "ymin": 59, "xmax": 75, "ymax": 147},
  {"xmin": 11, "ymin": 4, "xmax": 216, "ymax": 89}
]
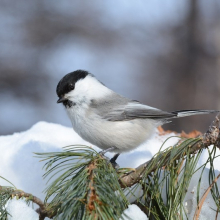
[{"xmin": 56, "ymin": 70, "xmax": 218, "ymax": 163}]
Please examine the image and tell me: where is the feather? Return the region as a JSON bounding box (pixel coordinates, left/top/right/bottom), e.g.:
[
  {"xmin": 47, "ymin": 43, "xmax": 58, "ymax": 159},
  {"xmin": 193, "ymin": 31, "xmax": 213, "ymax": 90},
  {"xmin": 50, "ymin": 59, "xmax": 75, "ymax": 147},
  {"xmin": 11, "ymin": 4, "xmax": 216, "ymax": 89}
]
[{"xmin": 90, "ymin": 93, "xmax": 219, "ymax": 122}]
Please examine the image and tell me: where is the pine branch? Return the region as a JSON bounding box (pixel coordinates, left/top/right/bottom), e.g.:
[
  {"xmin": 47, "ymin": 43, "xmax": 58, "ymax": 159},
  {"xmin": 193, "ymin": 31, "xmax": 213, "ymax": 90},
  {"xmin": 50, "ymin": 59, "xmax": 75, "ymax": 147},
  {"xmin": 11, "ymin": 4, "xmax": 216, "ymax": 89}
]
[
  {"xmin": 0, "ymin": 186, "xmax": 55, "ymax": 220},
  {"xmin": 35, "ymin": 147, "xmax": 129, "ymax": 219},
  {"xmin": 1, "ymin": 114, "xmax": 219, "ymax": 219},
  {"xmin": 119, "ymin": 114, "xmax": 220, "ymax": 188}
]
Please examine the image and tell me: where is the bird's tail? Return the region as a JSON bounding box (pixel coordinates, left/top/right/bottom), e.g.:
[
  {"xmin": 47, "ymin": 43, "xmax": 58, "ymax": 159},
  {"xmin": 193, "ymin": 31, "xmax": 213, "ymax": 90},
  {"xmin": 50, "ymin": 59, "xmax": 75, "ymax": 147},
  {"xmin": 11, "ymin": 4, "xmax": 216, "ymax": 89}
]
[{"xmin": 172, "ymin": 110, "xmax": 219, "ymax": 118}]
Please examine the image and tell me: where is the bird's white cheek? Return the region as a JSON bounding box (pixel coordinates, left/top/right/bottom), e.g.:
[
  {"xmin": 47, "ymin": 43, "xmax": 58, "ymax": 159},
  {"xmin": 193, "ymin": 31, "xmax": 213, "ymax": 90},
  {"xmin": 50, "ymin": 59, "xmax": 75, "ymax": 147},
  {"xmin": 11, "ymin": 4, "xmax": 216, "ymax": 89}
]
[
  {"xmin": 67, "ymin": 96, "xmax": 75, "ymax": 104},
  {"xmin": 65, "ymin": 90, "xmax": 75, "ymax": 101},
  {"xmin": 66, "ymin": 90, "xmax": 88, "ymax": 105}
]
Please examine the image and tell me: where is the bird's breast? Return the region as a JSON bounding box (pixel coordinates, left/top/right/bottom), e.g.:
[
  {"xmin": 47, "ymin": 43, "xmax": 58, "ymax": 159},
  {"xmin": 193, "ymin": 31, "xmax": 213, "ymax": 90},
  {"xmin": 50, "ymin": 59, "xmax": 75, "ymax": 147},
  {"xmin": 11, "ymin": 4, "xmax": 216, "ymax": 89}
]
[{"xmin": 66, "ymin": 105, "xmax": 158, "ymax": 152}]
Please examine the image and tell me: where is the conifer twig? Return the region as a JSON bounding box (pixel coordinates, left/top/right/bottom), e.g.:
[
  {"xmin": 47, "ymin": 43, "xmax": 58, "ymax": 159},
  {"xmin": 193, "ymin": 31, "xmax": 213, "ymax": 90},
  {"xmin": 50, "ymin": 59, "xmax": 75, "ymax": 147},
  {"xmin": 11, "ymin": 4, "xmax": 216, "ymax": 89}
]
[
  {"xmin": 1, "ymin": 114, "xmax": 219, "ymax": 219},
  {"xmin": 0, "ymin": 187, "xmax": 55, "ymax": 220},
  {"xmin": 119, "ymin": 114, "xmax": 220, "ymax": 188}
]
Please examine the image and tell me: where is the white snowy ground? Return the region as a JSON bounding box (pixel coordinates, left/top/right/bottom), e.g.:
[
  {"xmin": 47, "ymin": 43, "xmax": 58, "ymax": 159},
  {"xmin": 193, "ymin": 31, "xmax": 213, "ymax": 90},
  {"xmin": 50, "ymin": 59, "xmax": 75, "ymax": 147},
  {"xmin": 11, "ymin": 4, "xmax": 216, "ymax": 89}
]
[{"xmin": 0, "ymin": 121, "xmax": 220, "ymax": 220}]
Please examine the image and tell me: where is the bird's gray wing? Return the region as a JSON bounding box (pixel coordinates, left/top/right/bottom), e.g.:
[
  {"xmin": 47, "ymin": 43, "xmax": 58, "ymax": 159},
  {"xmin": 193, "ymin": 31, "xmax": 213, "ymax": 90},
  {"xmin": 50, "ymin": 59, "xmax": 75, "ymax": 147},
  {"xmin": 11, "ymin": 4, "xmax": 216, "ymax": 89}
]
[
  {"xmin": 103, "ymin": 102, "xmax": 175, "ymax": 121},
  {"xmin": 90, "ymin": 94, "xmax": 175, "ymax": 121}
]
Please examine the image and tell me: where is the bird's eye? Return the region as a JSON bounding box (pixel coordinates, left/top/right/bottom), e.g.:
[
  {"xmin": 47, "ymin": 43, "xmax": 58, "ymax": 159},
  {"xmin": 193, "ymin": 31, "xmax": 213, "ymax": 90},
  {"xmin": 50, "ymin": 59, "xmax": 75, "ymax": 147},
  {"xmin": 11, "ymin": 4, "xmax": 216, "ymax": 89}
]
[{"xmin": 69, "ymin": 84, "xmax": 75, "ymax": 90}]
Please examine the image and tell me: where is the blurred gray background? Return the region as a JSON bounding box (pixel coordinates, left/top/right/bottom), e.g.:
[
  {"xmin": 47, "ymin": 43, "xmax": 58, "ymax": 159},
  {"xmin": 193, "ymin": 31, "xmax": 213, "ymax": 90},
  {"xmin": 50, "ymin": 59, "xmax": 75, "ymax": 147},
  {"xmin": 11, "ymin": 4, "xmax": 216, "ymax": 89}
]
[{"xmin": 1, "ymin": 0, "xmax": 220, "ymax": 135}]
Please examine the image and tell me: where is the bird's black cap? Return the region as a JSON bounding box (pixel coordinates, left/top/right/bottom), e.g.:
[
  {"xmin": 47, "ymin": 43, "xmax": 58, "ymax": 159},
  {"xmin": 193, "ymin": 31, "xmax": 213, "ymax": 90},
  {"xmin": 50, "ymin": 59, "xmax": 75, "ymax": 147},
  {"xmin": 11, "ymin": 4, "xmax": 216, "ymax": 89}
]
[{"xmin": 56, "ymin": 70, "xmax": 90, "ymax": 99}]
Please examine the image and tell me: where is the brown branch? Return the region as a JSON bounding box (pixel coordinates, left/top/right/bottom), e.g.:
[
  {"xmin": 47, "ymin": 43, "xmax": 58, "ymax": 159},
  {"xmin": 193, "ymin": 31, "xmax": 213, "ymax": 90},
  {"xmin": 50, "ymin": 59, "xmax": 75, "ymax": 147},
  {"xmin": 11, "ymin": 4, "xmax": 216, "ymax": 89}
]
[
  {"xmin": 0, "ymin": 187, "xmax": 56, "ymax": 220},
  {"xmin": 119, "ymin": 114, "xmax": 220, "ymax": 188},
  {"xmin": 11, "ymin": 190, "xmax": 45, "ymax": 210}
]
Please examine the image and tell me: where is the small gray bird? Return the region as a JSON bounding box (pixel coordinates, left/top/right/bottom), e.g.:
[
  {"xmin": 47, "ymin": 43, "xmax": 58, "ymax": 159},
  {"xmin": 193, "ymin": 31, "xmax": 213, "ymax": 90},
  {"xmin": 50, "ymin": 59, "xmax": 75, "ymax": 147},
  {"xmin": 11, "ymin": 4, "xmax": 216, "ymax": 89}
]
[{"xmin": 56, "ymin": 70, "xmax": 218, "ymax": 162}]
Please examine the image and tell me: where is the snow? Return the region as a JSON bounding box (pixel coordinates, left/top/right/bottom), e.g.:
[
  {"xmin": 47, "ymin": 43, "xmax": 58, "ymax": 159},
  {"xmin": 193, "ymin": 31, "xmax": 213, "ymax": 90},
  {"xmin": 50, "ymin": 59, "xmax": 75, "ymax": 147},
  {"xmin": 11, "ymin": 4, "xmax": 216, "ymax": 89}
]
[
  {"xmin": 7, "ymin": 199, "xmax": 38, "ymax": 220},
  {"xmin": 183, "ymin": 168, "xmax": 220, "ymax": 219},
  {"xmin": 0, "ymin": 121, "xmax": 220, "ymax": 219},
  {"xmin": 121, "ymin": 204, "xmax": 148, "ymax": 220}
]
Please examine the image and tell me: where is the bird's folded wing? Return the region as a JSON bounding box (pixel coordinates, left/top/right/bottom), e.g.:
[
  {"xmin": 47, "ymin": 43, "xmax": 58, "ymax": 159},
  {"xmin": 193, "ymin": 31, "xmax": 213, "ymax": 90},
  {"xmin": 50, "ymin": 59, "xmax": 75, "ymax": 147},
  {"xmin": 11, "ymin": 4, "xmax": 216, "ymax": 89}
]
[{"xmin": 103, "ymin": 102, "xmax": 175, "ymax": 121}]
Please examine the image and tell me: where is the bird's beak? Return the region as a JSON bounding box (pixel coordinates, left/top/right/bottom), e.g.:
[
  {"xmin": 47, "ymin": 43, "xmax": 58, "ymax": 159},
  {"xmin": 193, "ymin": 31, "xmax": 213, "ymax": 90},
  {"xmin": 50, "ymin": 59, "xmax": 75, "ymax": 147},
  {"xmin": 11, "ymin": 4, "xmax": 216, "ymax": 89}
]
[{"xmin": 57, "ymin": 97, "xmax": 68, "ymax": 103}]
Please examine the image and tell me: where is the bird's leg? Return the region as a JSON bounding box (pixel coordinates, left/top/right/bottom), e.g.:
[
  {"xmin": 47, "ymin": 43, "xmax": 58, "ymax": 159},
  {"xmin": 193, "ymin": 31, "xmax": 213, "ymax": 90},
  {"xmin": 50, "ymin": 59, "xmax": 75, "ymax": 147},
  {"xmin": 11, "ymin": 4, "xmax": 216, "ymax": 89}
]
[
  {"xmin": 110, "ymin": 153, "xmax": 120, "ymax": 164},
  {"xmin": 109, "ymin": 153, "xmax": 120, "ymax": 169}
]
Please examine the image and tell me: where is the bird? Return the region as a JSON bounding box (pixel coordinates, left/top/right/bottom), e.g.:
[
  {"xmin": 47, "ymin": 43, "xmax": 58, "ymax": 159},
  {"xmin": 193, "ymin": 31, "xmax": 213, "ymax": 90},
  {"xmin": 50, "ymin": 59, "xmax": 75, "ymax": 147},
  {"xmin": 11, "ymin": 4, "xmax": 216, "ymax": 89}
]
[{"xmin": 56, "ymin": 70, "xmax": 218, "ymax": 163}]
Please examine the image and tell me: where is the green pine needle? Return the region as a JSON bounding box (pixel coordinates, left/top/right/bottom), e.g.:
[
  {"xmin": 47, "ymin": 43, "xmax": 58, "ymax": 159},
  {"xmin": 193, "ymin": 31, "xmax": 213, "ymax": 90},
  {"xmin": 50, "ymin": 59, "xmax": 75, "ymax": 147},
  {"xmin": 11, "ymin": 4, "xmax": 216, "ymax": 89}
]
[{"xmin": 36, "ymin": 146, "xmax": 129, "ymax": 220}]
